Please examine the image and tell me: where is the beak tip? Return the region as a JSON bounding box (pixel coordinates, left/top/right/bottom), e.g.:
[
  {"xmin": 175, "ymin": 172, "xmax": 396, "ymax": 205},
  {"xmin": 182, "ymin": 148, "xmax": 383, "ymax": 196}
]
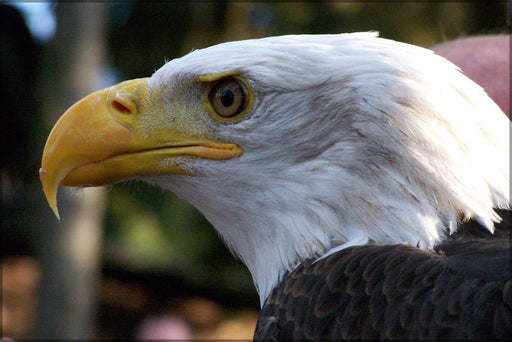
[
  {"xmin": 46, "ymin": 193, "xmax": 61, "ymax": 220},
  {"xmin": 40, "ymin": 167, "xmax": 61, "ymax": 220},
  {"xmin": 51, "ymin": 205, "xmax": 61, "ymax": 221}
]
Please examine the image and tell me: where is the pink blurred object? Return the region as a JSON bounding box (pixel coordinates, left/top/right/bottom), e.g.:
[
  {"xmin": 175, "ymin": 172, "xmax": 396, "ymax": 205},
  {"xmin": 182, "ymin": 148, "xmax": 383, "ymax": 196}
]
[
  {"xmin": 135, "ymin": 315, "xmax": 193, "ymax": 340},
  {"xmin": 433, "ymin": 35, "xmax": 510, "ymax": 118}
]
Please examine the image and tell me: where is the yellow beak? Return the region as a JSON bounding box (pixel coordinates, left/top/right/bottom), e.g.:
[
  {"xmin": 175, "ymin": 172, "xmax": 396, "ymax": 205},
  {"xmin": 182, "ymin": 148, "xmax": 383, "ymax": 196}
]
[{"xmin": 40, "ymin": 78, "xmax": 242, "ymax": 218}]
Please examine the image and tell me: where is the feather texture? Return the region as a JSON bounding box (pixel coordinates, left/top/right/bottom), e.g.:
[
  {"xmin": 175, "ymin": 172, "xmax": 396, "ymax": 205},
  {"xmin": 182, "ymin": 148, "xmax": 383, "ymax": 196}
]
[{"xmin": 255, "ymin": 237, "xmax": 511, "ymax": 340}]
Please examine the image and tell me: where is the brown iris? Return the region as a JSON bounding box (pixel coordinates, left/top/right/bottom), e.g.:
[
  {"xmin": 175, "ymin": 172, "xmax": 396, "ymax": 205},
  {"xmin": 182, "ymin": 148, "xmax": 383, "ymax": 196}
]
[{"xmin": 209, "ymin": 77, "xmax": 248, "ymax": 118}]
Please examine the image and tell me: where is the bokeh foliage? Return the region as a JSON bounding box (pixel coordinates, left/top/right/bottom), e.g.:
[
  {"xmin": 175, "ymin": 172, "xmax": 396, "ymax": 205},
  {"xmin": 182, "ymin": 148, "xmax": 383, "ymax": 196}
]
[{"xmin": 2, "ymin": 0, "xmax": 509, "ymax": 316}]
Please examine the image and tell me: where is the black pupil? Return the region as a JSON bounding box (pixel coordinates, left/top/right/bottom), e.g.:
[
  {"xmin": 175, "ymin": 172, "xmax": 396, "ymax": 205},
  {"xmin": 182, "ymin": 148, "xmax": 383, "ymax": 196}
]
[{"xmin": 220, "ymin": 89, "xmax": 235, "ymax": 107}]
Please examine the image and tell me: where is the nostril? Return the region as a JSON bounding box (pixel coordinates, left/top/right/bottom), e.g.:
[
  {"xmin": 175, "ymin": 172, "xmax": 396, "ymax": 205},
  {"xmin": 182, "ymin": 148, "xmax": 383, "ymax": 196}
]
[{"xmin": 112, "ymin": 100, "xmax": 132, "ymax": 114}]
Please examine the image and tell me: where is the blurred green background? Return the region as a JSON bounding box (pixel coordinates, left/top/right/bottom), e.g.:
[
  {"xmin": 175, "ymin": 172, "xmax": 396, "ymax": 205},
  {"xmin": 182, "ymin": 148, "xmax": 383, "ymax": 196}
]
[{"xmin": 1, "ymin": 1, "xmax": 509, "ymax": 339}]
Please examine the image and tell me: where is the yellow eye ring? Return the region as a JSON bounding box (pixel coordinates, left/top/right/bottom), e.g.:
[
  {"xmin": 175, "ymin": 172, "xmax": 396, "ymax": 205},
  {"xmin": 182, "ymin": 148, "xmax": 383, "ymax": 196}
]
[{"xmin": 200, "ymin": 73, "xmax": 254, "ymax": 122}]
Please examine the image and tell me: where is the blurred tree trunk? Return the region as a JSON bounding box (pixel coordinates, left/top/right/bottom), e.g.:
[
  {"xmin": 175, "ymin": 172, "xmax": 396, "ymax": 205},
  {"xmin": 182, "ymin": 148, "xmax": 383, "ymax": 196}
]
[{"xmin": 34, "ymin": 3, "xmax": 107, "ymax": 339}]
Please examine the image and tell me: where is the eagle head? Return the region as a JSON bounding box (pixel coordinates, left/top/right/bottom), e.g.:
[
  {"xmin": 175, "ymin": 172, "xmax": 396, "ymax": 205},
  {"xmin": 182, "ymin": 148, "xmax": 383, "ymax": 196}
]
[{"xmin": 40, "ymin": 33, "xmax": 510, "ymax": 303}]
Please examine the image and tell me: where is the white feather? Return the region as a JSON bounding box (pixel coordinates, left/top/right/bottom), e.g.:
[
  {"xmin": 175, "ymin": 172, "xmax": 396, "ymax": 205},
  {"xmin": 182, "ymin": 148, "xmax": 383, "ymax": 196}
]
[{"xmin": 148, "ymin": 33, "xmax": 510, "ymax": 305}]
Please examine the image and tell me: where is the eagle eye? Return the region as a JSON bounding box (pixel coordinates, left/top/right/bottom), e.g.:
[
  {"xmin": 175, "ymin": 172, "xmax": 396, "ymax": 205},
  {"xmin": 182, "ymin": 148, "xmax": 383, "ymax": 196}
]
[{"xmin": 208, "ymin": 77, "xmax": 248, "ymax": 118}]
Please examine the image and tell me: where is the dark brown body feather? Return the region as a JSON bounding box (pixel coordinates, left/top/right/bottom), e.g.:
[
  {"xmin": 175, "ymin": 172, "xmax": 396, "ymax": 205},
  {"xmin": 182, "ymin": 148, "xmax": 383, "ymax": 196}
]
[{"xmin": 255, "ymin": 218, "xmax": 511, "ymax": 341}]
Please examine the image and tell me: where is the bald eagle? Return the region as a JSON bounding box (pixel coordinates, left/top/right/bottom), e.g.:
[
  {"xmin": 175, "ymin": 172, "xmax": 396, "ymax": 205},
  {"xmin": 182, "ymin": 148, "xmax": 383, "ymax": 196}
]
[{"xmin": 40, "ymin": 33, "xmax": 510, "ymax": 340}]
